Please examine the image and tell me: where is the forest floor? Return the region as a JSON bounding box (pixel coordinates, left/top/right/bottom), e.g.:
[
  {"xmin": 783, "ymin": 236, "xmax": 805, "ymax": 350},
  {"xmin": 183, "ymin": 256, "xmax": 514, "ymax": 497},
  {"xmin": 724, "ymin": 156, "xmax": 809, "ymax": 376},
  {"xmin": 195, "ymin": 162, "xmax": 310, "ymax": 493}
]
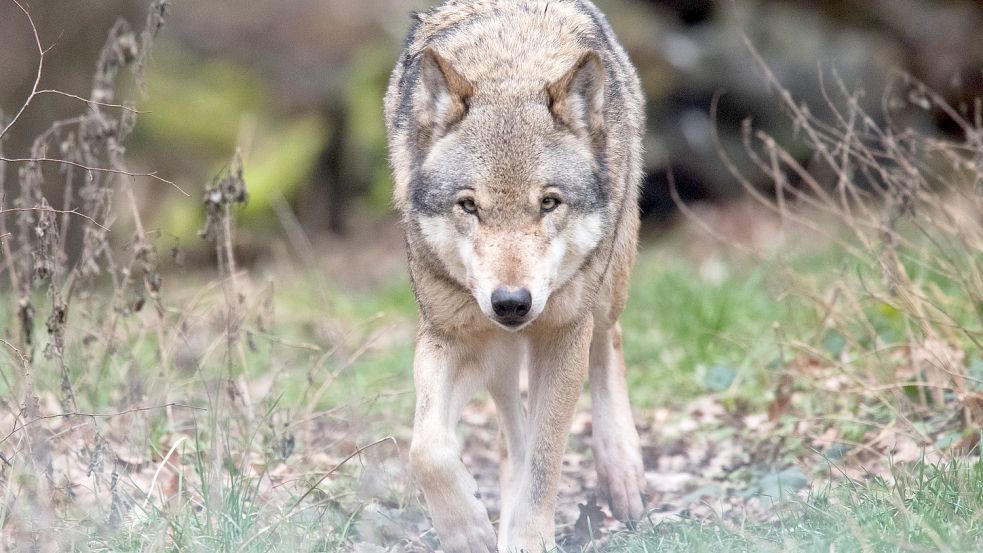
[{"xmin": 4, "ymin": 204, "xmax": 982, "ymax": 552}]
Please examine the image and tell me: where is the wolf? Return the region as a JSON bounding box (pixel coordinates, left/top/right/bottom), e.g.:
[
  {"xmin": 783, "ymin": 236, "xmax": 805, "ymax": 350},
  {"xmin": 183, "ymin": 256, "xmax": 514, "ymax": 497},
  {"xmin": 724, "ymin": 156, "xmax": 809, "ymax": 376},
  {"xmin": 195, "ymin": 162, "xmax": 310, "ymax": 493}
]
[{"xmin": 384, "ymin": 1, "xmax": 645, "ymax": 550}]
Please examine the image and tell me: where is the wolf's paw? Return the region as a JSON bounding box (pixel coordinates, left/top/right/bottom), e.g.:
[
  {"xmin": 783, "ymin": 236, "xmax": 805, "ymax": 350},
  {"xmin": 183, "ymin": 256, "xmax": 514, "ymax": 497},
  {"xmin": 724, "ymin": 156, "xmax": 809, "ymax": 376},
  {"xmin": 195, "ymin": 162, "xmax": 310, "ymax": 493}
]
[
  {"xmin": 433, "ymin": 499, "xmax": 498, "ymax": 553},
  {"xmin": 438, "ymin": 524, "xmax": 498, "ymax": 553},
  {"xmin": 593, "ymin": 429, "xmax": 646, "ymax": 521}
]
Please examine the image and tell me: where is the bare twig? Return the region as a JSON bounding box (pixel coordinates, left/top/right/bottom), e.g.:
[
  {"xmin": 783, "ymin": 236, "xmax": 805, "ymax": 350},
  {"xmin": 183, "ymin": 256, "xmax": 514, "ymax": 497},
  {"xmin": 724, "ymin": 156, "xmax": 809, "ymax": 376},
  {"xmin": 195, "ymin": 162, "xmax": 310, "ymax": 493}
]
[
  {"xmin": 0, "ymin": 156, "xmax": 188, "ymax": 196},
  {"xmin": 35, "ymin": 89, "xmax": 147, "ymax": 113},
  {"xmin": 235, "ymin": 436, "xmax": 398, "ymax": 553},
  {"xmin": 0, "ymin": 206, "xmax": 109, "ymax": 231},
  {"xmin": 0, "ymin": 0, "xmax": 45, "ymax": 142},
  {"xmin": 294, "ymin": 436, "xmax": 398, "ymax": 505},
  {"xmin": 0, "ymin": 403, "xmax": 206, "ymax": 445},
  {"xmin": 140, "ymin": 436, "xmax": 188, "ymax": 510}
]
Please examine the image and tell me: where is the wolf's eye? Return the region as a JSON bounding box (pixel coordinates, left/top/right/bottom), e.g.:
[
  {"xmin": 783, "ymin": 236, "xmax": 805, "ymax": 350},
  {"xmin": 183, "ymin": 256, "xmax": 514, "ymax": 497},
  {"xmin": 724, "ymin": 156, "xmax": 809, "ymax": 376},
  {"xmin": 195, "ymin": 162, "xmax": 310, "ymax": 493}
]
[
  {"xmin": 458, "ymin": 198, "xmax": 478, "ymax": 214},
  {"xmin": 540, "ymin": 196, "xmax": 561, "ymax": 212}
]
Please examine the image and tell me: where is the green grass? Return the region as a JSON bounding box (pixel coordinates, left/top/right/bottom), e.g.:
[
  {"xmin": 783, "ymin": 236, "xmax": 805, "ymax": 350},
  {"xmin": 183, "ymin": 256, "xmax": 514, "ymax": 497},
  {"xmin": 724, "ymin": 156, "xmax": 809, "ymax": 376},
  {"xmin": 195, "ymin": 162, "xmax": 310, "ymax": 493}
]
[
  {"xmin": 4, "ymin": 232, "xmax": 980, "ymax": 552},
  {"xmin": 0, "ymin": 232, "xmax": 819, "ymax": 415},
  {"xmin": 269, "ymin": 272, "xmax": 419, "ymax": 418},
  {"xmin": 621, "ymin": 247, "xmax": 803, "ymax": 408},
  {"xmin": 605, "ymin": 454, "xmax": 983, "ymax": 553},
  {"xmin": 74, "ymin": 427, "xmax": 983, "ymax": 553},
  {"xmin": 83, "ymin": 432, "xmax": 361, "ymax": 553},
  {"xmin": 265, "ymin": 235, "xmax": 820, "ymax": 412},
  {"xmin": 262, "ymin": 231, "xmax": 851, "ymax": 418}
]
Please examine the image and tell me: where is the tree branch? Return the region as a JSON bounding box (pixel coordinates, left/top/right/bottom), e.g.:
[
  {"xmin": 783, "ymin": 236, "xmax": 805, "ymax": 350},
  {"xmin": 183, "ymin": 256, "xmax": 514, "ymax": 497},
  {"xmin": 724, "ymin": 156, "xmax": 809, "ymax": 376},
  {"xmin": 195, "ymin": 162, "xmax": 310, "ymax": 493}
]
[
  {"xmin": 0, "ymin": 0, "xmax": 45, "ymax": 142},
  {"xmin": 36, "ymin": 89, "xmax": 147, "ymax": 114},
  {"xmin": 0, "ymin": 156, "xmax": 189, "ymax": 196},
  {"xmin": 0, "ymin": 403, "xmax": 207, "ymax": 445},
  {"xmin": 0, "ymin": 206, "xmax": 110, "ymax": 231}
]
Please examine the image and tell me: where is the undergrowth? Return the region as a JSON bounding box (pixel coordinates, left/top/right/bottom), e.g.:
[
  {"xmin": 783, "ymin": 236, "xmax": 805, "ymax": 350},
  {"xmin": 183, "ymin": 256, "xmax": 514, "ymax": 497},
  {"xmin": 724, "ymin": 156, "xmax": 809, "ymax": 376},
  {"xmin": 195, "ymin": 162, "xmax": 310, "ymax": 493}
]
[
  {"xmin": 1, "ymin": 2, "xmax": 981, "ymax": 552},
  {"xmin": 611, "ymin": 31, "xmax": 983, "ymax": 553},
  {"xmin": 609, "ymin": 454, "xmax": 983, "ymax": 553},
  {"xmin": 0, "ymin": 3, "xmax": 398, "ymax": 552}
]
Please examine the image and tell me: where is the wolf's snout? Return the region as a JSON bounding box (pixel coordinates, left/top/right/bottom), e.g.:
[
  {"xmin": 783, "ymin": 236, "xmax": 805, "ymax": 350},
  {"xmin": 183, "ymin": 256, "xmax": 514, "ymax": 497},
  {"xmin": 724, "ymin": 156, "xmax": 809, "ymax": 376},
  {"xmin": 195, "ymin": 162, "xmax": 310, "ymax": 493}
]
[{"xmin": 491, "ymin": 287, "xmax": 532, "ymax": 326}]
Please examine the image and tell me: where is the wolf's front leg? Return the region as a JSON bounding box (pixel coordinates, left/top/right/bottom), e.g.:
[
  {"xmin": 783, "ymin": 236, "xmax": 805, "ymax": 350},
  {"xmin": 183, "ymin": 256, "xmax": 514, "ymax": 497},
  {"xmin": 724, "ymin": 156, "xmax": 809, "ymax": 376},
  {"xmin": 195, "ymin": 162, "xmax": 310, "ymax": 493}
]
[
  {"xmin": 410, "ymin": 329, "xmax": 497, "ymax": 553},
  {"xmin": 589, "ymin": 322, "xmax": 645, "ymax": 521},
  {"xmin": 499, "ymin": 319, "xmax": 592, "ymax": 552}
]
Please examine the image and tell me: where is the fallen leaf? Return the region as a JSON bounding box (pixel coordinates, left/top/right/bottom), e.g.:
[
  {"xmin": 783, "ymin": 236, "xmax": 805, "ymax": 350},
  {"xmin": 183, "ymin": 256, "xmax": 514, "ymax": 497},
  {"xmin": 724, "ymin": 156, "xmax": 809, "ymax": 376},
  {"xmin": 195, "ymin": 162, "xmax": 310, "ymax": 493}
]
[
  {"xmin": 570, "ymin": 495, "xmax": 607, "ymax": 547},
  {"xmin": 750, "ymin": 466, "xmax": 808, "ymax": 499},
  {"xmin": 704, "ymin": 364, "xmax": 737, "ymax": 392}
]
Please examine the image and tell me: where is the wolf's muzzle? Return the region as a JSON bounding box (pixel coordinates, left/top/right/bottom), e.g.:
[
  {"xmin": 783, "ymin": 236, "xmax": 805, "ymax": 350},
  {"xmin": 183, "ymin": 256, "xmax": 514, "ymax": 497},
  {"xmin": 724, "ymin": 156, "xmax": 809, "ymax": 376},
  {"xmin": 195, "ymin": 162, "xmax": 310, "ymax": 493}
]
[{"xmin": 491, "ymin": 287, "xmax": 532, "ymax": 327}]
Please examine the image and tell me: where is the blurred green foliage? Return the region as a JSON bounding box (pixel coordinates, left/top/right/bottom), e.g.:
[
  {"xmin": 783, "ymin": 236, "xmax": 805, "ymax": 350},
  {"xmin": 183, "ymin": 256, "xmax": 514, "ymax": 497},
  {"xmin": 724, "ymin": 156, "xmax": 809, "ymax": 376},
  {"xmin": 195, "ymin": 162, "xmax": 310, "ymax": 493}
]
[
  {"xmin": 345, "ymin": 43, "xmax": 398, "ymax": 212},
  {"xmin": 135, "ymin": 44, "xmax": 329, "ymax": 240},
  {"xmin": 136, "ymin": 49, "xmax": 271, "ymax": 153}
]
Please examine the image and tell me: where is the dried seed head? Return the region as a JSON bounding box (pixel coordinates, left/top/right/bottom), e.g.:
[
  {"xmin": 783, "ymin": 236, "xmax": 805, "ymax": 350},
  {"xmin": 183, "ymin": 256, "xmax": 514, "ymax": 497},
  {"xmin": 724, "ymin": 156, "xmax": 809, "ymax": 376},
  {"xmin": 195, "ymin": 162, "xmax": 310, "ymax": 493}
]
[{"xmin": 199, "ymin": 150, "xmax": 248, "ymax": 242}]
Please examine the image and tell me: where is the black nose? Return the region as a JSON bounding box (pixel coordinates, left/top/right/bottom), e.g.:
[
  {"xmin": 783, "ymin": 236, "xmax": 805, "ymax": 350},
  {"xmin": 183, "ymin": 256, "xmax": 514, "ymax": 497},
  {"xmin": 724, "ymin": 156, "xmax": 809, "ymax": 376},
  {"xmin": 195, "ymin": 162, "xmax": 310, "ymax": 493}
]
[{"xmin": 491, "ymin": 287, "xmax": 532, "ymax": 322}]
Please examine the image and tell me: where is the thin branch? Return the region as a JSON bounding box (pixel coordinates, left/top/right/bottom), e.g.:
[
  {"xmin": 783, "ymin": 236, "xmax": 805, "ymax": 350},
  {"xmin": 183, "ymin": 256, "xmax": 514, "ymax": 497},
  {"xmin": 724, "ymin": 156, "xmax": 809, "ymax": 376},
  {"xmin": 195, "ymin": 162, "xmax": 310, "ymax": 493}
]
[
  {"xmin": 141, "ymin": 436, "xmax": 188, "ymax": 510},
  {"xmin": 0, "ymin": 0, "xmax": 44, "ymax": 142},
  {"xmin": 0, "ymin": 206, "xmax": 110, "ymax": 231},
  {"xmin": 668, "ymin": 169, "xmax": 760, "ymax": 258},
  {"xmin": 0, "ymin": 337, "xmax": 25, "ymax": 391},
  {"xmin": 0, "ymin": 403, "xmax": 207, "ymax": 444},
  {"xmin": 0, "ymin": 156, "xmax": 189, "ymax": 196},
  {"xmin": 0, "ymin": 337, "xmax": 27, "ymax": 362},
  {"xmin": 35, "ymin": 89, "xmax": 147, "ymax": 114},
  {"xmin": 293, "ymin": 436, "xmax": 397, "ymax": 505},
  {"xmin": 235, "ymin": 436, "xmax": 398, "ymax": 553}
]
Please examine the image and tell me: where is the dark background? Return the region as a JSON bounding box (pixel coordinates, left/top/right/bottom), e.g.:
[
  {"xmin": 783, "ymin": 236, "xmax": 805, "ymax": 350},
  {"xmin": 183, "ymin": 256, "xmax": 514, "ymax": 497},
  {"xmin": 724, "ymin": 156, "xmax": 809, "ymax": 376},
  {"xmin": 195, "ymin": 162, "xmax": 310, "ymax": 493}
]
[{"xmin": 2, "ymin": 0, "xmax": 981, "ymax": 252}]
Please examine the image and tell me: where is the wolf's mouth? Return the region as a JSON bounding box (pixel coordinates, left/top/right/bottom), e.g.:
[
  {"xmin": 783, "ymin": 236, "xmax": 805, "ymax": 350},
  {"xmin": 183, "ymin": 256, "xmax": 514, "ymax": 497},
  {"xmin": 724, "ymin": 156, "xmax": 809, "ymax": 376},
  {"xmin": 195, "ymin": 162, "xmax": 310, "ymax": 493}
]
[{"xmin": 497, "ymin": 316, "xmax": 527, "ymax": 329}]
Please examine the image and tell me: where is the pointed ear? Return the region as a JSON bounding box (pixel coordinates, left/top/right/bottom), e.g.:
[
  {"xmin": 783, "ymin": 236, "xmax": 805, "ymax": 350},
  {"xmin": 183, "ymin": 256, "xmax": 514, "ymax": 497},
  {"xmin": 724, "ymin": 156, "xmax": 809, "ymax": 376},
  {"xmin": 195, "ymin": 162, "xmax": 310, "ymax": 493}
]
[
  {"xmin": 415, "ymin": 48, "xmax": 475, "ymax": 147},
  {"xmin": 547, "ymin": 51, "xmax": 605, "ymax": 146}
]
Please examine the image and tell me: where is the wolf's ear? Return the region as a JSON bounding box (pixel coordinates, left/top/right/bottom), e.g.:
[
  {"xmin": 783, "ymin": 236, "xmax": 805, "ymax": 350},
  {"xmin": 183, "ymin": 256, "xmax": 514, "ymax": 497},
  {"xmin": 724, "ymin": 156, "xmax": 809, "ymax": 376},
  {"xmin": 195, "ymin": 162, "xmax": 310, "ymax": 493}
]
[
  {"xmin": 416, "ymin": 48, "xmax": 474, "ymax": 146},
  {"xmin": 548, "ymin": 51, "xmax": 605, "ymax": 146}
]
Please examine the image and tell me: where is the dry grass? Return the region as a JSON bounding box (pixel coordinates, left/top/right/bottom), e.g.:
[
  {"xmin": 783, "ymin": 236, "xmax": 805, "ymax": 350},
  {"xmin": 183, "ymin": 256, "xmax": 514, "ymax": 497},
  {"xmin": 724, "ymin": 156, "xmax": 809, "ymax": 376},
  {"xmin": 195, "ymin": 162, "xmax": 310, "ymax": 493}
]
[
  {"xmin": 2, "ymin": 2, "xmax": 983, "ymax": 552},
  {"xmin": 611, "ymin": 32, "xmax": 983, "ymax": 553},
  {"xmin": 0, "ymin": 4, "xmax": 407, "ymax": 551},
  {"xmin": 680, "ymin": 34, "xmax": 983, "ymax": 476}
]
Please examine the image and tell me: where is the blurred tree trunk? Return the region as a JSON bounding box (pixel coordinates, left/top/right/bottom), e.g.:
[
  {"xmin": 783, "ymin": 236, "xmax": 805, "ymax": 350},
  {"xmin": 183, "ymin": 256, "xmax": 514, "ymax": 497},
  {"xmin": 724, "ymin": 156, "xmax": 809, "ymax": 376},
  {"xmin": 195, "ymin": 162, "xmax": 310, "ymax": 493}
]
[{"xmin": 302, "ymin": 101, "xmax": 366, "ymax": 234}]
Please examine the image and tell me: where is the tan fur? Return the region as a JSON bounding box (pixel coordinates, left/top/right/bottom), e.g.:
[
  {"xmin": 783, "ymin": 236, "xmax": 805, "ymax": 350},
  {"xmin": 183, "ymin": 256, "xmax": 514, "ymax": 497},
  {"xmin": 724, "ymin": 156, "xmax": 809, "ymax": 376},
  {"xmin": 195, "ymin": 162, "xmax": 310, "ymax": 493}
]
[{"xmin": 385, "ymin": 1, "xmax": 645, "ymax": 551}]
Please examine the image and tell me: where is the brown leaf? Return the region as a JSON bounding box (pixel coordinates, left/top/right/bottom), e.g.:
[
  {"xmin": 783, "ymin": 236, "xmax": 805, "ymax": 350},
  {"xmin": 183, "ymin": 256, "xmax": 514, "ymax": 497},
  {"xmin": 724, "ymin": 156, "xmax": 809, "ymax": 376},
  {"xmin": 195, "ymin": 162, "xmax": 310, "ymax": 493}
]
[
  {"xmin": 912, "ymin": 338, "xmax": 965, "ymax": 405},
  {"xmin": 571, "ymin": 495, "xmax": 607, "ymax": 546},
  {"xmin": 161, "ymin": 448, "xmax": 184, "ymax": 501},
  {"xmin": 964, "ymin": 392, "xmax": 983, "ymax": 426},
  {"xmin": 768, "ymin": 372, "xmax": 793, "ymax": 422}
]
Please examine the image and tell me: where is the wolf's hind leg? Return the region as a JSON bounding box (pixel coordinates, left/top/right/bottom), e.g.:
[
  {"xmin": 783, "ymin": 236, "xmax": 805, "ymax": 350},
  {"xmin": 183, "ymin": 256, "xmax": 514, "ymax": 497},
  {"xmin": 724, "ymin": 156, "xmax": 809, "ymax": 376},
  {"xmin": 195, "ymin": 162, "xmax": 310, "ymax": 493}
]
[
  {"xmin": 589, "ymin": 322, "xmax": 646, "ymax": 521},
  {"xmin": 410, "ymin": 330, "xmax": 497, "ymax": 553}
]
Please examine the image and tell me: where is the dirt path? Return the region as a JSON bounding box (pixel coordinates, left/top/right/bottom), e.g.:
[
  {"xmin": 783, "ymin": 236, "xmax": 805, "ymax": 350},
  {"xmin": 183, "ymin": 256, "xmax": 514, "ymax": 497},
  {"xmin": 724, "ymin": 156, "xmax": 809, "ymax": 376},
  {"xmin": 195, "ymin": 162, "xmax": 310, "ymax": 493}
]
[{"xmin": 344, "ymin": 394, "xmax": 812, "ymax": 552}]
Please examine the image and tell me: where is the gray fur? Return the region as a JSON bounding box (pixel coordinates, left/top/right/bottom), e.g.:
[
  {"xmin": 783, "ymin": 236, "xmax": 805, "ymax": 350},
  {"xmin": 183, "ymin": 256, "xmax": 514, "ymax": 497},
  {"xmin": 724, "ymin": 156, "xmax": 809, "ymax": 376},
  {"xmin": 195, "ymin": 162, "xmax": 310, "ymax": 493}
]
[{"xmin": 384, "ymin": 1, "xmax": 646, "ymax": 549}]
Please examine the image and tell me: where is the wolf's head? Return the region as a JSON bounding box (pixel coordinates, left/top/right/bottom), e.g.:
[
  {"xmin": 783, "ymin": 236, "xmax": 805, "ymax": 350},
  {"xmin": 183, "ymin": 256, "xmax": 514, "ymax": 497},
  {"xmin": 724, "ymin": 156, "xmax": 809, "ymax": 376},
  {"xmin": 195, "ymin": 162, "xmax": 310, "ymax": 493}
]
[{"xmin": 408, "ymin": 49, "xmax": 609, "ymax": 330}]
